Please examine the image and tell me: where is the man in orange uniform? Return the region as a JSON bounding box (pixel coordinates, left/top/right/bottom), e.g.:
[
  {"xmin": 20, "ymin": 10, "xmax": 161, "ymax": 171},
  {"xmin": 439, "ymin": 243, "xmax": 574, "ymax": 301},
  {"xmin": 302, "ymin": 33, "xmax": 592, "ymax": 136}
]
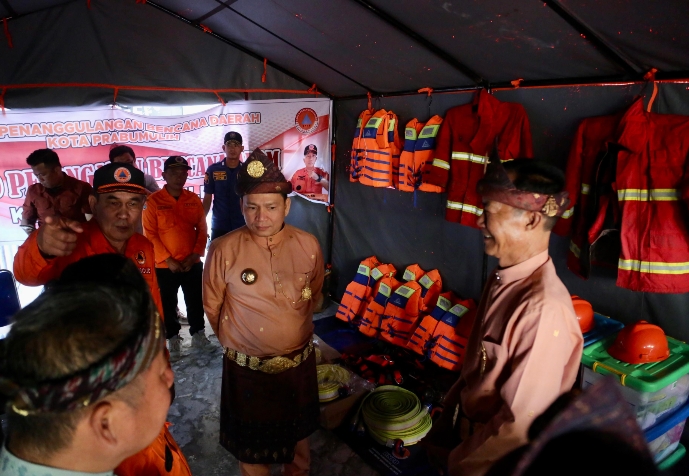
[
  {"xmin": 144, "ymin": 156, "xmax": 214, "ymax": 361},
  {"xmin": 204, "ymin": 148, "xmax": 324, "ymax": 476},
  {"xmin": 13, "ymin": 162, "xmax": 164, "ymax": 316},
  {"xmin": 422, "ymin": 159, "xmax": 583, "ymax": 476},
  {"xmin": 290, "ymin": 144, "xmax": 329, "ymax": 201}
]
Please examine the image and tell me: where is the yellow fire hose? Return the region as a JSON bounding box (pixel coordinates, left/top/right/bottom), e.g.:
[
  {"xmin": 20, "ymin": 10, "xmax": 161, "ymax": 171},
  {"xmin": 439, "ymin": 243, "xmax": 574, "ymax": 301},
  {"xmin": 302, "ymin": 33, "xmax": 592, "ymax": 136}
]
[
  {"xmin": 357, "ymin": 385, "xmax": 432, "ymax": 447},
  {"xmin": 317, "ymin": 364, "xmax": 351, "ymax": 402}
]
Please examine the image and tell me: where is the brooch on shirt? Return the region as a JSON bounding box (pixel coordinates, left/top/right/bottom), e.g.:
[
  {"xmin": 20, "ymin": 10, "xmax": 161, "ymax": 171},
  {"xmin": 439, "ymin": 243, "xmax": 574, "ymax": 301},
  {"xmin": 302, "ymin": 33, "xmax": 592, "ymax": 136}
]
[
  {"xmin": 241, "ymin": 268, "xmax": 257, "ymax": 285},
  {"xmin": 275, "ymin": 272, "xmax": 312, "ymax": 304}
]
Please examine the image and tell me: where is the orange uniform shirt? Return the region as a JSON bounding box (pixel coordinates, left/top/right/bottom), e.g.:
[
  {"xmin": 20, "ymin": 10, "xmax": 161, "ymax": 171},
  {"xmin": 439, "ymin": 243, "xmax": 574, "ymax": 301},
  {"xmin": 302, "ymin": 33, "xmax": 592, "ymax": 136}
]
[
  {"xmin": 13, "ymin": 220, "xmax": 164, "ymax": 319},
  {"xmin": 115, "ymin": 423, "xmax": 191, "ymax": 476},
  {"xmin": 143, "ymin": 187, "xmax": 208, "ymax": 268},
  {"xmin": 290, "ymin": 167, "xmax": 329, "ymax": 195}
]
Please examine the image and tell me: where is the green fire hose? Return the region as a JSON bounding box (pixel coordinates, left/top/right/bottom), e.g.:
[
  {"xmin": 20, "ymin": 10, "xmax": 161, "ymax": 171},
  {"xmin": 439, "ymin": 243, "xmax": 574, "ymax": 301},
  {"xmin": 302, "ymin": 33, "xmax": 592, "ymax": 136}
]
[{"xmin": 317, "ymin": 364, "xmax": 351, "ymax": 402}]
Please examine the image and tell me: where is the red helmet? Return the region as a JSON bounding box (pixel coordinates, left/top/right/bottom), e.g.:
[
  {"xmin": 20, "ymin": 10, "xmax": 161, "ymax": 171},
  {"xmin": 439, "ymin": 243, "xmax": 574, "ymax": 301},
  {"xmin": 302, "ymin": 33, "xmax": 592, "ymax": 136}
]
[
  {"xmin": 607, "ymin": 321, "xmax": 670, "ymax": 364},
  {"xmin": 571, "ymin": 295, "xmax": 595, "ymax": 334}
]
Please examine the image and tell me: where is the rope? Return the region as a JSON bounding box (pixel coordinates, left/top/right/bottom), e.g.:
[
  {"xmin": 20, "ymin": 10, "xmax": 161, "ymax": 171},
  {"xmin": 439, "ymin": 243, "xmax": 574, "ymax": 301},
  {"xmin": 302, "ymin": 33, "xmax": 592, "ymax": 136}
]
[
  {"xmin": 359, "ymin": 385, "xmax": 432, "ymax": 446},
  {"xmin": 317, "ymin": 364, "xmax": 350, "ymax": 402}
]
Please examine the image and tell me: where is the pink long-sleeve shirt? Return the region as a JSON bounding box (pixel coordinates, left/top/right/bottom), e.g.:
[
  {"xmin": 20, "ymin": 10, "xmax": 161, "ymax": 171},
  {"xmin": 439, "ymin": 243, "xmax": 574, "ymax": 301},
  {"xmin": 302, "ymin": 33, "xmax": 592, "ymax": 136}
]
[{"xmin": 448, "ymin": 250, "xmax": 583, "ymax": 476}]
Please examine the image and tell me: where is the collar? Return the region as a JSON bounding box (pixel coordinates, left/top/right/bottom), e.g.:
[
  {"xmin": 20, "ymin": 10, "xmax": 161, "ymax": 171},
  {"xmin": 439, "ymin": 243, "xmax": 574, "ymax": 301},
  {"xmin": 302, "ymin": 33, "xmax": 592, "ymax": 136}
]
[
  {"xmin": 615, "ymin": 97, "xmax": 647, "ymax": 154},
  {"xmin": 469, "ymin": 89, "xmax": 501, "ymax": 154},
  {"xmin": 0, "ymin": 446, "xmax": 113, "ymax": 476},
  {"xmin": 162, "ymin": 185, "xmax": 184, "ymax": 200},
  {"xmin": 249, "ymin": 223, "xmax": 290, "ymax": 249},
  {"xmin": 492, "ymin": 249, "xmax": 550, "ymax": 286}
]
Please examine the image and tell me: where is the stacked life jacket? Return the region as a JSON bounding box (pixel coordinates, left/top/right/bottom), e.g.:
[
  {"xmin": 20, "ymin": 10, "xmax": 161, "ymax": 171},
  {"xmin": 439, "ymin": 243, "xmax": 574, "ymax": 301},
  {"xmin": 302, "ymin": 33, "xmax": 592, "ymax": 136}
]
[
  {"xmin": 358, "ymin": 109, "xmax": 402, "ymax": 188},
  {"xmin": 380, "ymin": 268, "xmax": 443, "ymax": 347},
  {"xmin": 350, "ymin": 109, "xmax": 376, "ymax": 182},
  {"xmin": 359, "ymin": 264, "xmax": 400, "ymax": 338},
  {"xmin": 336, "ymin": 255, "xmax": 381, "ymax": 324},
  {"xmin": 428, "ymin": 299, "xmax": 476, "ymax": 372},
  {"xmin": 397, "ymin": 115, "xmax": 444, "ymax": 193},
  {"xmin": 422, "ymin": 89, "xmax": 533, "ymax": 228},
  {"xmin": 407, "ymin": 291, "xmax": 456, "ymax": 355}
]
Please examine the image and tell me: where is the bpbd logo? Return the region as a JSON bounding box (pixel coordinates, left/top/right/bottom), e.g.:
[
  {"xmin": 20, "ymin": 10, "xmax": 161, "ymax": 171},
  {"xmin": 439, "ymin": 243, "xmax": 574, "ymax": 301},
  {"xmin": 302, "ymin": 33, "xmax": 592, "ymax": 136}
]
[{"xmin": 295, "ymin": 108, "xmax": 319, "ymax": 134}]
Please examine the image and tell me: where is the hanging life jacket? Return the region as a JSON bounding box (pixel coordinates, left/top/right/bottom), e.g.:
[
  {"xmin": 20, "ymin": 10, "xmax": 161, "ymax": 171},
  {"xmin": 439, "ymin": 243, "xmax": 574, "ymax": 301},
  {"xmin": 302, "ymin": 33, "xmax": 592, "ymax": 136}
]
[
  {"xmin": 398, "ymin": 116, "xmax": 444, "ymax": 192},
  {"xmin": 415, "ymin": 115, "xmax": 444, "ymax": 193},
  {"xmin": 350, "ymin": 109, "xmax": 375, "ymax": 182},
  {"xmin": 428, "ymin": 301, "xmax": 477, "ymax": 372},
  {"xmin": 336, "ymin": 255, "xmax": 381, "ymax": 324},
  {"xmin": 359, "ymin": 109, "xmax": 393, "ymax": 187},
  {"xmin": 380, "ymin": 269, "xmax": 442, "ymax": 347},
  {"xmin": 387, "ymin": 111, "xmax": 403, "ymax": 189},
  {"xmin": 407, "ymin": 291, "xmax": 456, "ymax": 355},
  {"xmin": 398, "ymin": 118, "xmax": 425, "ymax": 191}
]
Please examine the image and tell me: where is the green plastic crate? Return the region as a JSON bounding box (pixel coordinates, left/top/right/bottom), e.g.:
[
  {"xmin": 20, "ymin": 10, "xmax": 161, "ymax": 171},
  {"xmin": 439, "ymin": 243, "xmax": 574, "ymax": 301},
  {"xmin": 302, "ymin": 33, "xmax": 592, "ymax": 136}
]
[
  {"xmin": 581, "ymin": 334, "xmax": 689, "ymax": 429},
  {"xmin": 658, "ymin": 443, "xmax": 685, "ymax": 471},
  {"xmin": 581, "ymin": 335, "xmax": 689, "ymax": 393}
]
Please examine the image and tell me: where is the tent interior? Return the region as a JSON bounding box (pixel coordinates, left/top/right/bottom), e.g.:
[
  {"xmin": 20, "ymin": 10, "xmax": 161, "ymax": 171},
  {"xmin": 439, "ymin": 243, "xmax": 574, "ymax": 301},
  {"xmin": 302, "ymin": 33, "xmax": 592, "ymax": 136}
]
[{"xmin": 3, "ymin": 1, "xmax": 689, "ymax": 471}]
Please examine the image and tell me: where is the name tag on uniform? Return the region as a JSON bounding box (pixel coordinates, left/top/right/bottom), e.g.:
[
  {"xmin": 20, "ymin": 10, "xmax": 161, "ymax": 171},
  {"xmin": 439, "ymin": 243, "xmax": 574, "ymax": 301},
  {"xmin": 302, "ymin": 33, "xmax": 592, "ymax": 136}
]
[
  {"xmin": 184, "ymin": 202, "xmax": 196, "ymax": 207},
  {"xmin": 158, "ymin": 205, "xmax": 173, "ymax": 210},
  {"xmin": 213, "ymin": 171, "xmax": 227, "ymax": 181}
]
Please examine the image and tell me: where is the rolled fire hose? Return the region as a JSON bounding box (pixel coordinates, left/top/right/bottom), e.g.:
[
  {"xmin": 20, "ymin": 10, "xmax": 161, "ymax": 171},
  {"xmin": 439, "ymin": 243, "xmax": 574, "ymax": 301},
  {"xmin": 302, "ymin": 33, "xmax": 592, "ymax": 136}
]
[
  {"xmin": 317, "ymin": 364, "xmax": 351, "ymax": 402},
  {"xmin": 358, "ymin": 385, "xmax": 432, "ymax": 446}
]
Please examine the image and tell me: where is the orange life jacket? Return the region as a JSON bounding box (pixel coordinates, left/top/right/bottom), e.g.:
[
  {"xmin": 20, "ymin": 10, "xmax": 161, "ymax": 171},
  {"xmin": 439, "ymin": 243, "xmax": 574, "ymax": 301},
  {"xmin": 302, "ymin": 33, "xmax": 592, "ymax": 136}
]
[
  {"xmin": 398, "ymin": 116, "xmax": 444, "ymax": 193},
  {"xmin": 428, "ymin": 300, "xmax": 477, "ymax": 371},
  {"xmin": 380, "ymin": 269, "xmax": 442, "ymax": 347},
  {"xmin": 407, "ymin": 291, "xmax": 456, "ymax": 355},
  {"xmin": 336, "ymin": 255, "xmax": 381, "ymax": 324},
  {"xmin": 387, "ymin": 111, "xmax": 403, "ymax": 189},
  {"xmin": 359, "ymin": 109, "xmax": 394, "ymax": 187},
  {"xmin": 350, "ymin": 109, "xmax": 376, "ymax": 182},
  {"xmin": 359, "ymin": 274, "xmax": 402, "ymax": 338},
  {"xmin": 415, "ymin": 116, "xmax": 444, "ymax": 193},
  {"xmin": 115, "ymin": 422, "xmax": 192, "ymax": 476},
  {"xmin": 398, "ymin": 118, "xmax": 425, "ymax": 191}
]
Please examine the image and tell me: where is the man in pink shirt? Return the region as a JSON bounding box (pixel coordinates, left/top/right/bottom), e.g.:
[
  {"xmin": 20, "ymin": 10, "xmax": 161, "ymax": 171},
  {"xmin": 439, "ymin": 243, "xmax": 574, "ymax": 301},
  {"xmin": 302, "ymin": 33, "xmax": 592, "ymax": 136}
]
[{"xmin": 422, "ymin": 158, "xmax": 583, "ymax": 476}]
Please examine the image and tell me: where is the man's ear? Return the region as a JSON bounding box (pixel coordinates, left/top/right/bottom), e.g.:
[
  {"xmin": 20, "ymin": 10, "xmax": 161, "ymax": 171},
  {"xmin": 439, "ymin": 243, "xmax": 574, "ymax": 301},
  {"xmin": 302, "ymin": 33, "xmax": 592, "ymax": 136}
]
[
  {"xmin": 284, "ymin": 197, "xmax": 292, "ymax": 217},
  {"xmin": 88, "ymin": 195, "xmax": 97, "ymax": 214},
  {"xmin": 87, "ymin": 401, "xmax": 118, "ymax": 446},
  {"xmin": 525, "ymin": 210, "xmax": 543, "ymax": 230}
]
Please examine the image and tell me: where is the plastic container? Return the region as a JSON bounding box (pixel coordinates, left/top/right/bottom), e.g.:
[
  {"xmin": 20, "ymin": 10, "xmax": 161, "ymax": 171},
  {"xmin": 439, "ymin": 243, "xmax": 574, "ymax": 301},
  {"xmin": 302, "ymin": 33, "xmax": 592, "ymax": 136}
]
[
  {"xmin": 657, "ymin": 443, "xmax": 685, "ymax": 471},
  {"xmin": 581, "ymin": 334, "xmax": 689, "ymax": 429},
  {"xmin": 644, "ymin": 401, "xmax": 689, "ymax": 463},
  {"xmin": 582, "ymin": 313, "xmax": 625, "ymax": 347}
]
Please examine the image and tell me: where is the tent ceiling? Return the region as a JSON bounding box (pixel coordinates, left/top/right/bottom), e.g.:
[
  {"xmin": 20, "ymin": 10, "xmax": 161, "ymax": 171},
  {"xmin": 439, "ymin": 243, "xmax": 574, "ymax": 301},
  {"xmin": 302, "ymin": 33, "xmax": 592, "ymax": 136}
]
[{"xmin": 2, "ymin": 0, "xmax": 689, "ymax": 98}]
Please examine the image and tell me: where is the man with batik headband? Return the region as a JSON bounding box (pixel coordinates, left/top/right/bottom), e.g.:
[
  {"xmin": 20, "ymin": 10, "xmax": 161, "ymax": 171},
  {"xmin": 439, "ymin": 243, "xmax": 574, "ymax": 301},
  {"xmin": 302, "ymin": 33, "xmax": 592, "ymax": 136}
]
[
  {"xmin": 203, "ymin": 148, "xmax": 324, "ymax": 476},
  {"xmin": 421, "ymin": 158, "xmax": 584, "ymax": 476},
  {"xmin": 0, "ymin": 257, "xmax": 173, "ymax": 475},
  {"xmin": 13, "ymin": 162, "xmax": 164, "ymax": 318}
]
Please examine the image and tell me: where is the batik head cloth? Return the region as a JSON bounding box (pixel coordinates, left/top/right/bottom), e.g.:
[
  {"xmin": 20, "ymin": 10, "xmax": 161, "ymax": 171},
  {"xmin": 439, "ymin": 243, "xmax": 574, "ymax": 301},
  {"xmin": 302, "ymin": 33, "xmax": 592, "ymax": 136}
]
[
  {"xmin": 476, "ymin": 158, "xmax": 570, "ymax": 217},
  {"xmin": 0, "ymin": 311, "xmax": 162, "ymax": 415}
]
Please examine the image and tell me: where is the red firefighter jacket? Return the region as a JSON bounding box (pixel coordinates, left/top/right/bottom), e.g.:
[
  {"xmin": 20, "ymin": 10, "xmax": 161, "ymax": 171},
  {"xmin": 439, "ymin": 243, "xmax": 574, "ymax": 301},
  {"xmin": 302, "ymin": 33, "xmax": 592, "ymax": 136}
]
[
  {"xmin": 609, "ymin": 100, "xmax": 689, "ymax": 293},
  {"xmin": 422, "ymin": 89, "xmax": 533, "ymax": 228},
  {"xmin": 554, "ymin": 110, "xmax": 625, "ymax": 278}
]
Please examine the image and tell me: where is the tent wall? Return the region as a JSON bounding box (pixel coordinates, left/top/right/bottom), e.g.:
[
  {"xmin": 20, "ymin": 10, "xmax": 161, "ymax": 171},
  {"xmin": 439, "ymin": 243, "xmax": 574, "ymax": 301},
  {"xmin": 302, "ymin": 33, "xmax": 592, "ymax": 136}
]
[
  {"xmin": 0, "ymin": 0, "xmax": 317, "ymax": 108},
  {"xmin": 331, "ymin": 82, "xmax": 689, "ymax": 341}
]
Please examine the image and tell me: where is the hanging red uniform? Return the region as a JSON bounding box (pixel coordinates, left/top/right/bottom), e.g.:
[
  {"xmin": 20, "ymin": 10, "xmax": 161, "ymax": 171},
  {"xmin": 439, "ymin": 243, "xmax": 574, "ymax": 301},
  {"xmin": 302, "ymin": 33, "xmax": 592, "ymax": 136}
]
[{"xmin": 422, "ymin": 89, "xmax": 533, "ymax": 229}]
